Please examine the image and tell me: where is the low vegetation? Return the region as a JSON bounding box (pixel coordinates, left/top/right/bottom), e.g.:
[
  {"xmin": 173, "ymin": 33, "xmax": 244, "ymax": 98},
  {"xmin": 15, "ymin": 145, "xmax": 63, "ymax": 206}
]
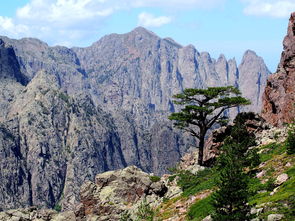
[
  {"xmin": 149, "ymin": 175, "xmax": 161, "ymax": 183},
  {"xmin": 155, "ymin": 117, "xmax": 295, "ymax": 221}
]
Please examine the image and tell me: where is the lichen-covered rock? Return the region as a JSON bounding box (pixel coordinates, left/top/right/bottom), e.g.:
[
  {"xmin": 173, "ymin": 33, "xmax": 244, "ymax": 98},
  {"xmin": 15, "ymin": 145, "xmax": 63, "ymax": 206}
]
[
  {"xmin": 0, "ymin": 207, "xmax": 57, "ymax": 221},
  {"xmin": 75, "ymin": 166, "xmax": 167, "ymax": 220},
  {"xmin": 262, "ymin": 12, "xmax": 295, "ymax": 126},
  {"xmin": 267, "ymin": 214, "xmax": 284, "ymax": 221}
]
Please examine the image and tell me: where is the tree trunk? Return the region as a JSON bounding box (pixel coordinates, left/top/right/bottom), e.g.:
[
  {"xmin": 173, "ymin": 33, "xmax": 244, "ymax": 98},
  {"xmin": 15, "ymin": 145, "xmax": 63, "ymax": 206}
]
[{"xmin": 198, "ymin": 134, "xmax": 205, "ymax": 166}]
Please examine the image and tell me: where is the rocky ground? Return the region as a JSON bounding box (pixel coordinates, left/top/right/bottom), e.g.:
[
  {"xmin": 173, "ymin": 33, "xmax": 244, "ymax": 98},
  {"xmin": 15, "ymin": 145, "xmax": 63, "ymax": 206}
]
[{"xmin": 0, "ymin": 114, "xmax": 293, "ymax": 221}]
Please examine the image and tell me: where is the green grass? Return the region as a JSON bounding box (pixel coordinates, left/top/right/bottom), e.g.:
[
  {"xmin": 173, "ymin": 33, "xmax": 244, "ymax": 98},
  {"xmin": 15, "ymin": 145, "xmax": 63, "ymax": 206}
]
[
  {"xmin": 249, "ymin": 163, "xmax": 295, "ymax": 221},
  {"xmin": 259, "ymin": 143, "xmax": 286, "ymax": 162},
  {"xmin": 175, "ymin": 168, "xmax": 217, "ymax": 197},
  {"xmin": 187, "ymin": 195, "xmax": 214, "ymax": 221},
  {"xmin": 149, "ymin": 175, "xmax": 161, "ymax": 182},
  {"xmin": 159, "ymin": 139, "xmax": 294, "ymax": 221}
]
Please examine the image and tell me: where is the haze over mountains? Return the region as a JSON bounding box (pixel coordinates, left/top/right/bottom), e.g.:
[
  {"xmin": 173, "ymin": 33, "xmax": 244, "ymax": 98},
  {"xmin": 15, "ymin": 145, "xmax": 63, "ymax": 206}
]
[{"xmin": 0, "ymin": 27, "xmax": 270, "ymax": 210}]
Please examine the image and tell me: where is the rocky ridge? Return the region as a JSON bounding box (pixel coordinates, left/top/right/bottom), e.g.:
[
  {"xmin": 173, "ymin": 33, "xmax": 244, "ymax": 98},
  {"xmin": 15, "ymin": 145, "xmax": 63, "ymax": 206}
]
[
  {"xmin": 262, "ymin": 12, "xmax": 295, "ymax": 126},
  {"xmin": 0, "ymin": 28, "xmax": 270, "ymax": 211},
  {"xmin": 0, "ymin": 122, "xmax": 291, "ymax": 221}
]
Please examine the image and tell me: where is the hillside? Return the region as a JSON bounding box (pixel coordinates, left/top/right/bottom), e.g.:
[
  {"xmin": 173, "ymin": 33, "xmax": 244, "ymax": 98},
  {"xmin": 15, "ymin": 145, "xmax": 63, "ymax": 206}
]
[{"xmin": 0, "ymin": 27, "xmax": 269, "ymax": 211}]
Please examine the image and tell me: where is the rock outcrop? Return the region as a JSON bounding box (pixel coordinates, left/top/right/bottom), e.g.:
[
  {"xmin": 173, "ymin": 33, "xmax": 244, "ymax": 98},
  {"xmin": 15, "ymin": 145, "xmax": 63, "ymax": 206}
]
[
  {"xmin": 75, "ymin": 166, "xmax": 167, "ymax": 221},
  {"xmin": 0, "ymin": 207, "xmax": 76, "ymax": 221},
  {"xmin": 0, "ymin": 27, "xmax": 270, "ymax": 210},
  {"xmin": 262, "ymin": 12, "xmax": 295, "ymax": 126}
]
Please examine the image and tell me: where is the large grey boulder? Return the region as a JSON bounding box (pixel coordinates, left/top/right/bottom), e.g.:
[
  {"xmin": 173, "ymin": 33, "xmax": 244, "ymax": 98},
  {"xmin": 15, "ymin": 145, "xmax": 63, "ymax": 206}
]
[{"xmin": 76, "ymin": 166, "xmax": 167, "ymax": 221}]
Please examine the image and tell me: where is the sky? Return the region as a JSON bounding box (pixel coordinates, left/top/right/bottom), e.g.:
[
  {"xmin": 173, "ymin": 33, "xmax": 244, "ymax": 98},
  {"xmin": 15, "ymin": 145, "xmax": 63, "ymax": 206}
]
[{"xmin": 0, "ymin": 0, "xmax": 294, "ymax": 72}]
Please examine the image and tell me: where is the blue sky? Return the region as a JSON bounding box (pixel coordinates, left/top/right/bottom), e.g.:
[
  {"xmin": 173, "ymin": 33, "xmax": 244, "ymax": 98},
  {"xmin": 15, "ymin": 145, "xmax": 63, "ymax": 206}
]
[{"xmin": 0, "ymin": 0, "xmax": 294, "ymax": 72}]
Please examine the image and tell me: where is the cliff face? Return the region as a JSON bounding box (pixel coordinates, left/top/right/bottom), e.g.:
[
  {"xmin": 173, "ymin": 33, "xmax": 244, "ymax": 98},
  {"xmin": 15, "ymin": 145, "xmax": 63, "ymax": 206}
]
[
  {"xmin": 262, "ymin": 12, "xmax": 295, "ymax": 126},
  {"xmin": 0, "ymin": 28, "xmax": 270, "ymax": 211}
]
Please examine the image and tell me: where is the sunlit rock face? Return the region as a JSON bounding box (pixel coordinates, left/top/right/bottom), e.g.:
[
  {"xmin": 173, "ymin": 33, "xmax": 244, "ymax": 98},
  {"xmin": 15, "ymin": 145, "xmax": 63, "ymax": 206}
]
[
  {"xmin": 262, "ymin": 12, "xmax": 295, "ymax": 127},
  {"xmin": 0, "ymin": 27, "xmax": 269, "ymax": 210}
]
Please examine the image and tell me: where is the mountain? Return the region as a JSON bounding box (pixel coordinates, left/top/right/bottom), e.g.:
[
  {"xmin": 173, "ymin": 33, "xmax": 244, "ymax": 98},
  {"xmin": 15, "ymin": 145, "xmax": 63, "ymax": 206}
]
[
  {"xmin": 262, "ymin": 12, "xmax": 295, "ymax": 126},
  {"xmin": 0, "ymin": 27, "xmax": 269, "ymax": 211}
]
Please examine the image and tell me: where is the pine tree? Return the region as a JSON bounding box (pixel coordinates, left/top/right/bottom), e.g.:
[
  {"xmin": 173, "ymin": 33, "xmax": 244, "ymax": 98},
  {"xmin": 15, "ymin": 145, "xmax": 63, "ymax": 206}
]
[
  {"xmin": 212, "ymin": 114, "xmax": 258, "ymax": 221},
  {"xmin": 169, "ymin": 86, "xmax": 250, "ymax": 166}
]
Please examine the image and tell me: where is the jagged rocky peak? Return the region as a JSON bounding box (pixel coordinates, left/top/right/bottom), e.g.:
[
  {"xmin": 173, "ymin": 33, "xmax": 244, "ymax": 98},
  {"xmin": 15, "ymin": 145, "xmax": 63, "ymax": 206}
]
[
  {"xmin": 281, "ymin": 12, "xmax": 295, "ymax": 68},
  {"xmin": 262, "ymin": 12, "xmax": 295, "ymax": 126},
  {"xmin": 239, "ymin": 50, "xmax": 270, "ymax": 112},
  {"xmin": 131, "ymin": 26, "xmax": 158, "ymax": 36}
]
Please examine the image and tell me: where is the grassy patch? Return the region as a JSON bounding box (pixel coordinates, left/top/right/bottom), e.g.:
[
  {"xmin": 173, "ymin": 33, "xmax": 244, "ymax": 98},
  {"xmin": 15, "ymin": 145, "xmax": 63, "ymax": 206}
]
[
  {"xmin": 187, "ymin": 195, "xmax": 214, "ymax": 221},
  {"xmin": 259, "ymin": 143, "xmax": 284, "ymax": 162},
  {"xmin": 177, "ymin": 168, "xmax": 217, "ymax": 197},
  {"xmin": 249, "ymin": 165, "xmax": 295, "ymax": 221},
  {"xmin": 158, "ymin": 138, "xmax": 294, "ymax": 221},
  {"xmin": 155, "ymin": 196, "xmax": 182, "ymax": 220},
  {"xmin": 149, "ymin": 175, "xmax": 161, "ymax": 182}
]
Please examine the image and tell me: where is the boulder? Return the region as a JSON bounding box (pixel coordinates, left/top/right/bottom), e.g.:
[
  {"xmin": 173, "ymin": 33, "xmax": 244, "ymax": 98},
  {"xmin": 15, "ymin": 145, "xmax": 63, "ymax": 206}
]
[
  {"xmin": 267, "ymin": 214, "xmax": 284, "ymax": 221},
  {"xmin": 275, "ymin": 173, "xmax": 289, "ymax": 186},
  {"xmin": 75, "ymin": 166, "xmax": 168, "ymax": 220}
]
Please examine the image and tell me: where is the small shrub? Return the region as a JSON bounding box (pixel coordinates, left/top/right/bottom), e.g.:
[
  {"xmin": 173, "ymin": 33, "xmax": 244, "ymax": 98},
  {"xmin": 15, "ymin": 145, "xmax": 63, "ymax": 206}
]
[
  {"xmin": 120, "ymin": 210, "xmax": 133, "ymax": 221},
  {"xmin": 168, "ymin": 175, "xmax": 176, "ymax": 182},
  {"xmin": 58, "ymin": 92, "xmax": 70, "ymax": 103},
  {"xmin": 167, "ymin": 167, "xmax": 178, "ymax": 173},
  {"xmin": 54, "ymin": 204, "xmax": 62, "ymax": 212},
  {"xmin": 162, "ymin": 197, "xmax": 169, "ymax": 203},
  {"xmin": 177, "ymin": 170, "xmax": 199, "ymax": 191},
  {"xmin": 149, "ymin": 175, "xmax": 160, "ymax": 182},
  {"xmin": 286, "ymin": 123, "xmax": 295, "ymax": 154},
  {"xmin": 264, "ymin": 178, "xmax": 276, "ymax": 192},
  {"xmin": 136, "ymin": 200, "xmax": 154, "ymax": 221}
]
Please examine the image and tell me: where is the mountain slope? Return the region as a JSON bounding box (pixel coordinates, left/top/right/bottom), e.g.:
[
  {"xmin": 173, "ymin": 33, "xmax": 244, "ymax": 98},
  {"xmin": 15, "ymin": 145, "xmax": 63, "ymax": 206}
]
[{"xmin": 0, "ymin": 27, "xmax": 270, "ymax": 210}]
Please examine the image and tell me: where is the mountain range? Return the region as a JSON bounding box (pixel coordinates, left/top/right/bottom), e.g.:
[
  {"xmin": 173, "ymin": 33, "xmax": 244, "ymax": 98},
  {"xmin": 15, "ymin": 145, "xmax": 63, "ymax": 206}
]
[{"xmin": 0, "ymin": 27, "xmax": 270, "ymax": 211}]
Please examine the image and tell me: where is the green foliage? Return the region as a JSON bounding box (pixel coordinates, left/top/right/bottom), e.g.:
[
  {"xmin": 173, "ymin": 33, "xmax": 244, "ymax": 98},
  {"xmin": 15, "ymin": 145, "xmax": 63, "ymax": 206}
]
[
  {"xmin": 212, "ymin": 144, "xmax": 253, "ymax": 221},
  {"xmin": 58, "ymin": 92, "xmax": 70, "ymax": 103},
  {"xmin": 136, "ymin": 200, "xmax": 154, "ymax": 221},
  {"xmin": 211, "ymin": 118, "xmax": 257, "ymax": 221},
  {"xmin": 178, "ymin": 168, "xmax": 217, "ymax": 197},
  {"xmin": 168, "ymin": 174, "xmax": 177, "ymax": 182},
  {"xmin": 259, "ymin": 143, "xmax": 285, "ymax": 162},
  {"xmin": 248, "ymin": 177, "xmax": 276, "ymax": 194},
  {"xmin": 177, "ymin": 170, "xmax": 200, "ymax": 191},
  {"xmin": 120, "ymin": 210, "xmax": 133, "ymax": 221},
  {"xmin": 249, "ymin": 165, "xmax": 295, "ymax": 219},
  {"xmin": 187, "ymin": 195, "xmax": 214, "ymax": 221},
  {"xmin": 169, "ymin": 86, "xmax": 250, "ymax": 165},
  {"xmin": 54, "ymin": 204, "xmax": 62, "ymax": 212},
  {"xmin": 149, "ymin": 176, "xmax": 161, "ymax": 182},
  {"xmin": 286, "ymin": 123, "xmax": 295, "ymax": 154}
]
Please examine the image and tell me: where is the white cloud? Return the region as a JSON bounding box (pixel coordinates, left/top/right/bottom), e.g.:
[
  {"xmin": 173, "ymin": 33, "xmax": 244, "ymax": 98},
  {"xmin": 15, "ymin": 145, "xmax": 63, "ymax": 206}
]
[
  {"xmin": 138, "ymin": 12, "xmax": 172, "ymax": 28},
  {"xmin": 0, "ymin": 16, "xmax": 30, "ymax": 38},
  {"xmin": 242, "ymin": 0, "xmax": 295, "ymax": 18},
  {"xmin": 133, "ymin": 0, "xmax": 224, "ymax": 9},
  {"xmin": 0, "ymin": 0, "xmax": 224, "ymax": 46}
]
